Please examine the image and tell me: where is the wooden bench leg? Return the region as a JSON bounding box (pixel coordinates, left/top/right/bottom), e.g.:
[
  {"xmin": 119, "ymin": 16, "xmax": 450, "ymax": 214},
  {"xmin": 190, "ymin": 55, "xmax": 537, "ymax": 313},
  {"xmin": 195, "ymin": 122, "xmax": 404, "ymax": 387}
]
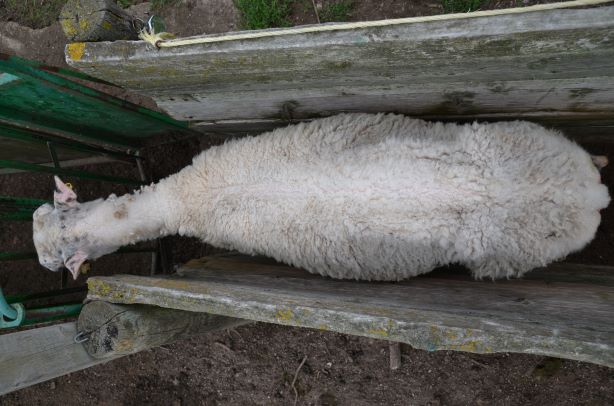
[
  {"xmin": 78, "ymin": 301, "xmax": 248, "ymax": 359},
  {"xmin": 389, "ymin": 342, "xmax": 401, "ymax": 370}
]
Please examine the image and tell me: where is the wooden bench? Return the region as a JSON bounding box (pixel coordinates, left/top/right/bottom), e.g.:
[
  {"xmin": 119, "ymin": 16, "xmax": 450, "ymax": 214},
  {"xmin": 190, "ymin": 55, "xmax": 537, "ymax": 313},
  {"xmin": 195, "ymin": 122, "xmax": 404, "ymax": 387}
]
[
  {"xmin": 85, "ymin": 255, "xmax": 614, "ymax": 368},
  {"xmin": 2, "ymin": 255, "xmax": 611, "ymax": 394}
]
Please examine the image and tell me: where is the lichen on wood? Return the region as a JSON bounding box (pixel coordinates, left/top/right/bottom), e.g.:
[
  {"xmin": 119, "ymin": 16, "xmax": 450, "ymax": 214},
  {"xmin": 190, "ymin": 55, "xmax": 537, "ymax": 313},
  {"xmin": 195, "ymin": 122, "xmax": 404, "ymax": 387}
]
[
  {"xmin": 60, "ymin": 0, "xmax": 137, "ymax": 42},
  {"xmin": 86, "ymin": 256, "xmax": 614, "ymax": 368}
]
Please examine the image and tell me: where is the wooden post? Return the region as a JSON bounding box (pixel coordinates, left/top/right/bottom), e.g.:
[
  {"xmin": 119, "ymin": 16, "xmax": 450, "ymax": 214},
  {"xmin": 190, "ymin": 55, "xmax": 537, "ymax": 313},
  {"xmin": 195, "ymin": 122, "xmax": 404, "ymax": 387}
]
[
  {"xmin": 59, "ymin": 0, "xmax": 138, "ymax": 42},
  {"xmin": 389, "ymin": 342, "xmax": 401, "ymax": 370},
  {"xmin": 78, "ymin": 301, "xmax": 248, "ymax": 359},
  {"xmin": 0, "ymin": 322, "xmax": 117, "ymax": 396}
]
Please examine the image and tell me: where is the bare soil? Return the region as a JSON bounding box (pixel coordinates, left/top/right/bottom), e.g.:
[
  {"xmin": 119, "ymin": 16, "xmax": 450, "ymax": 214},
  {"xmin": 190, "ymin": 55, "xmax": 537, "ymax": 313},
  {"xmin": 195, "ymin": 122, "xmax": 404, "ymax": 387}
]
[{"xmin": 1, "ymin": 1, "xmax": 613, "ymax": 405}]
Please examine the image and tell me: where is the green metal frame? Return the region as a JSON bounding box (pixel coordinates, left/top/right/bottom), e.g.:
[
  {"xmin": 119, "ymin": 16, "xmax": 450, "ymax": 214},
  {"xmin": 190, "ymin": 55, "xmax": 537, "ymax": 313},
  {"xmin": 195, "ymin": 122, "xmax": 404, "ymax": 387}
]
[
  {"xmin": 0, "ymin": 120, "xmax": 138, "ymax": 161},
  {"xmin": 0, "ymin": 195, "xmax": 49, "ymax": 221},
  {"xmin": 0, "ymin": 160, "xmax": 143, "ymax": 185},
  {"xmin": 0, "ymin": 54, "xmax": 190, "ymax": 150},
  {"xmin": 0, "ymin": 54, "xmax": 187, "ymax": 329}
]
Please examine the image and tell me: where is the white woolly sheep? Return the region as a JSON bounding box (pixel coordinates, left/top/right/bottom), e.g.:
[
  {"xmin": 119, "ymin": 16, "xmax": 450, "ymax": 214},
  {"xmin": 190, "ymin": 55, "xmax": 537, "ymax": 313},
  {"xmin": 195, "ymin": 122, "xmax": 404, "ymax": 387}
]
[{"xmin": 33, "ymin": 113, "xmax": 610, "ymax": 281}]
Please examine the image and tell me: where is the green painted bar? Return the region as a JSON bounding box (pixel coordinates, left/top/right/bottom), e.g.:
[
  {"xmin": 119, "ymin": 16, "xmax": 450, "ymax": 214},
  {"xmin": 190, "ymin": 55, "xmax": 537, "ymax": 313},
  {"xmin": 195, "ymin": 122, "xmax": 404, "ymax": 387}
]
[
  {"xmin": 0, "ymin": 195, "xmax": 49, "ymax": 207},
  {"xmin": 0, "ymin": 195, "xmax": 49, "ymax": 221},
  {"xmin": 6, "ymin": 287, "xmax": 86, "ymax": 305},
  {"xmin": 22, "ymin": 303, "xmax": 83, "ymax": 326},
  {"xmin": 0, "ymin": 252, "xmax": 38, "ymax": 262},
  {"xmin": 0, "ymin": 159, "xmax": 143, "ymax": 185},
  {"xmin": 0, "ymin": 122, "xmax": 138, "ymax": 160},
  {"xmin": 0, "ymin": 213, "xmax": 33, "ymax": 221},
  {"xmin": 0, "ymin": 245, "xmax": 154, "ymax": 267}
]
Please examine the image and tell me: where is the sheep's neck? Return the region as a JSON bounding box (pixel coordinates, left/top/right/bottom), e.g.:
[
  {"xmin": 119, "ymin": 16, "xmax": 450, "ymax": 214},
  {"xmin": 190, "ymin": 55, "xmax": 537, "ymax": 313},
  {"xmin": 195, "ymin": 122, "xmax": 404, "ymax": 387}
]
[{"xmin": 81, "ymin": 183, "xmax": 177, "ymax": 250}]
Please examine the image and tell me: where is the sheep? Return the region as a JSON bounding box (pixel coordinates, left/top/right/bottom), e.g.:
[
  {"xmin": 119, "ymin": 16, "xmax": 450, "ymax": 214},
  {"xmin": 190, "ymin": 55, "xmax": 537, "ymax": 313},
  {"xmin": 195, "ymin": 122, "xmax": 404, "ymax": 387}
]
[{"xmin": 32, "ymin": 113, "xmax": 610, "ymax": 281}]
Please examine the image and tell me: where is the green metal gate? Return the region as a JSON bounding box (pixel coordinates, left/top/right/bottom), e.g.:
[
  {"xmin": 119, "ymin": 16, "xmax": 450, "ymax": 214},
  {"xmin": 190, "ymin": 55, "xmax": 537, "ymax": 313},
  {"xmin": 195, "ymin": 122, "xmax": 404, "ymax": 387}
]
[{"xmin": 0, "ymin": 54, "xmax": 193, "ymax": 329}]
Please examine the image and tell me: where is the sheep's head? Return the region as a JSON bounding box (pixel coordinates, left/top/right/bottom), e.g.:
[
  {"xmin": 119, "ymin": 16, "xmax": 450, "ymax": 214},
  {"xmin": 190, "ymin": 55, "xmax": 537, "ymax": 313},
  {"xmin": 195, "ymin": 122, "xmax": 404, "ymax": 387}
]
[{"xmin": 32, "ymin": 177, "xmax": 118, "ymax": 280}]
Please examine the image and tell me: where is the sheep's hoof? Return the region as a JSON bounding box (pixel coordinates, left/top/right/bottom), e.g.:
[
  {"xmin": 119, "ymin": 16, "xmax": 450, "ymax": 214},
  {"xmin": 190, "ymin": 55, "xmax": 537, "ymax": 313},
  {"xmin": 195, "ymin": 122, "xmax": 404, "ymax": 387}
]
[
  {"xmin": 80, "ymin": 261, "xmax": 91, "ymax": 275},
  {"xmin": 591, "ymin": 155, "xmax": 608, "ymax": 169}
]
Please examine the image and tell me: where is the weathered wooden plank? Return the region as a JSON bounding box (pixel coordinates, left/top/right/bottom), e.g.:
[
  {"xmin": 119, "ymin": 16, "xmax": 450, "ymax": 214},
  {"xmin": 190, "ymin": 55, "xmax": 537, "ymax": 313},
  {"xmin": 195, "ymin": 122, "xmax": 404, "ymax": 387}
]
[
  {"xmin": 66, "ymin": 6, "xmax": 614, "ymax": 138},
  {"xmin": 196, "ymin": 120, "xmax": 614, "ymax": 145},
  {"xmin": 68, "ymin": 8, "xmax": 614, "ymax": 90},
  {"xmin": 0, "ymin": 322, "xmax": 118, "ymax": 395},
  {"xmin": 86, "ymin": 256, "xmax": 614, "ymax": 368},
  {"xmin": 78, "ymin": 301, "xmax": 248, "ymax": 359},
  {"xmin": 156, "ymin": 77, "xmax": 614, "ymax": 122},
  {"xmin": 190, "ymin": 112, "xmax": 614, "ymax": 144},
  {"xmin": 0, "ymin": 305, "xmax": 247, "ymax": 395}
]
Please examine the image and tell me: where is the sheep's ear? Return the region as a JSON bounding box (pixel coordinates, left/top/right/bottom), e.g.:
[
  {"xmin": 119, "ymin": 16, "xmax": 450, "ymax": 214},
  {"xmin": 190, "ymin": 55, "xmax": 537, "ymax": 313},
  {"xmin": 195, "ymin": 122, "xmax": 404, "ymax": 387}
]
[
  {"xmin": 54, "ymin": 176, "xmax": 78, "ymax": 209},
  {"xmin": 64, "ymin": 250, "xmax": 88, "ymax": 280}
]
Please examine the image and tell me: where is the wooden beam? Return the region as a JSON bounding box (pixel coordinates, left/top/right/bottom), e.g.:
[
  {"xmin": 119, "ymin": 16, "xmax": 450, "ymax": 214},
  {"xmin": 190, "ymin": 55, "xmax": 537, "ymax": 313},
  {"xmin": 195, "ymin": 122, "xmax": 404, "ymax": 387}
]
[
  {"xmin": 0, "ymin": 322, "xmax": 118, "ymax": 396},
  {"xmin": 190, "ymin": 113, "xmax": 614, "ymax": 145},
  {"xmin": 0, "ymin": 305, "xmax": 247, "ymax": 395},
  {"xmin": 86, "ymin": 256, "xmax": 614, "ymax": 368},
  {"xmin": 78, "ymin": 300, "xmax": 248, "ymax": 359},
  {"xmin": 66, "ymin": 7, "xmax": 614, "ymax": 139}
]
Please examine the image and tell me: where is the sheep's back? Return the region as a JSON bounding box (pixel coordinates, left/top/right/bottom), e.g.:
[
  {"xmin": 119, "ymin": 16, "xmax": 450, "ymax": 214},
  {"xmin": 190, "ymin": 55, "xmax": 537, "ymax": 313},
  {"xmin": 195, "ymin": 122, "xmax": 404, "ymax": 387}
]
[{"xmin": 184, "ymin": 113, "xmax": 608, "ymax": 280}]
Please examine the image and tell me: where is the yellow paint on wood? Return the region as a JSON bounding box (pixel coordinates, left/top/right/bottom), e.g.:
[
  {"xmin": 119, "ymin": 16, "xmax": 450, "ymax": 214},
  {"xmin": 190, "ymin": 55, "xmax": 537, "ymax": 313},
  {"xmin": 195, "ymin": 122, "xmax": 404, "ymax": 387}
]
[
  {"xmin": 87, "ymin": 279, "xmax": 109, "ymax": 296},
  {"xmin": 67, "ymin": 42, "xmax": 86, "ymax": 61},
  {"xmin": 60, "ymin": 19, "xmax": 77, "ymax": 37},
  {"xmin": 102, "ymin": 21, "xmax": 112, "ymax": 31},
  {"xmin": 114, "ymin": 339, "xmax": 134, "ymax": 352},
  {"xmin": 455, "ymin": 340, "xmax": 481, "ymax": 352},
  {"xmin": 276, "ymin": 309, "xmax": 293, "ymax": 322},
  {"xmin": 445, "ymin": 330, "xmax": 459, "ymax": 340},
  {"xmin": 367, "ymin": 327, "xmax": 389, "ymax": 337}
]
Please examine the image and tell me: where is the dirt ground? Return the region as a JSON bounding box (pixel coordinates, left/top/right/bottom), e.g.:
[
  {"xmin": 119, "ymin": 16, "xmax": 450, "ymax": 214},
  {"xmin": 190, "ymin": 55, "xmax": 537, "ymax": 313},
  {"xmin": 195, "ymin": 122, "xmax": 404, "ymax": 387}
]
[{"xmin": 1, "ymin": 0, "xmax": 613, "ymax": 405}]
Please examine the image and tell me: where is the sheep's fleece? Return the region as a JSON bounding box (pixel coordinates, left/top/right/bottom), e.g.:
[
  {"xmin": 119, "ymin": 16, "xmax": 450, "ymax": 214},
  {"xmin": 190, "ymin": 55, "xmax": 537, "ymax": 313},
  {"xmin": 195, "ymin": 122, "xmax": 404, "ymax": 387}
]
[{"xmin": 33, "ymin": 113, "xmax": 610, "ymax": 280}]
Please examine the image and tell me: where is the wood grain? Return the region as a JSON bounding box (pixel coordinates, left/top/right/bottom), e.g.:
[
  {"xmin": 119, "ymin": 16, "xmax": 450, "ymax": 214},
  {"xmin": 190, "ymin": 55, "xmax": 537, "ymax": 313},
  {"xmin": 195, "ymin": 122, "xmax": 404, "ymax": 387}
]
[
  {"xmin": 78, "ymin": 300, "xmax": 248, "ymax": 359},
  {"xmin": 60, "ymin": 0, "xmax": 137, "ymax": 42},
  {"xmin": 65, "ymin": 6, "xmax": 614, "ymax": 139},
  {"xmin": 86, "ymin": 255, "xmax": 614, "ymax": 368},
  {"xmin": 0, "ymin": 322, "xmax": 118, "ymax": 395}
]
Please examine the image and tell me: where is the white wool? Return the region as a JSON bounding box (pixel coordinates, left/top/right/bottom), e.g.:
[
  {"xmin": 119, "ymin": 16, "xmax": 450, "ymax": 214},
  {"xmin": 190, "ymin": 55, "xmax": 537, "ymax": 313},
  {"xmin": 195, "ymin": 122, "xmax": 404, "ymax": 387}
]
[{"xmin": 33, "ymin": 113, "xmax": 610, "ymax": 280}]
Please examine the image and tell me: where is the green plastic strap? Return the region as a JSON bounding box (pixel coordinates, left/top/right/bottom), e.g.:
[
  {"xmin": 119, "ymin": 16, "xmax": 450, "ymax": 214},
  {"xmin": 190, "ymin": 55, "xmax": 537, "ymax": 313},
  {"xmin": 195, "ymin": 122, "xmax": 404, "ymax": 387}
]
[
  {"xmin": 0, "ymin": 288, "xmax": 25, "ymax": 328},
  {"xmin": 0, "ymin": 303, "xmax": 25, "ymax": 328}
]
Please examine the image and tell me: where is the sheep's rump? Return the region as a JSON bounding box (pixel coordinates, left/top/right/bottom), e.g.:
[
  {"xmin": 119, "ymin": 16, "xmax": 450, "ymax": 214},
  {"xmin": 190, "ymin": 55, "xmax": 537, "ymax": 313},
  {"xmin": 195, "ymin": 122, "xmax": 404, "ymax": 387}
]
[{"xmin": 185, "ymin": 113, "xmax": 609, "ymax": 280}]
